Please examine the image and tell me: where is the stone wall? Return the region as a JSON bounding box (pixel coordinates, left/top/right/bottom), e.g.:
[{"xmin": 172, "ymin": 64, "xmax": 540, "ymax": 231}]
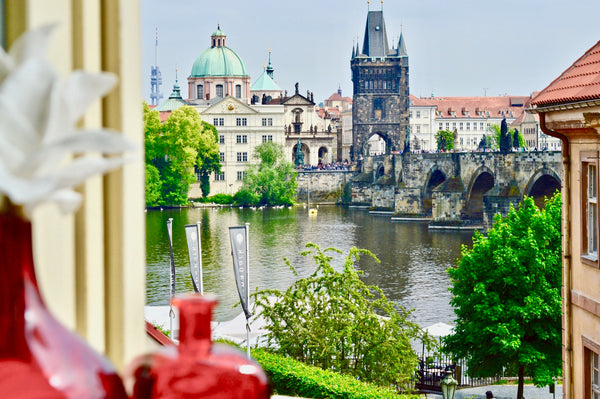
[{"xmin": 296, "ymin": 171, "xmax": 355, "ymax": 204}]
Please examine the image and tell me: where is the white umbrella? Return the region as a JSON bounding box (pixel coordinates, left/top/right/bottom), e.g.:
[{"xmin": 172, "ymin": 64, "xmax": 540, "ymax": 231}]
[{"xmin": 423, "ymin": 322, "xmax": 454, "ymax": 338}]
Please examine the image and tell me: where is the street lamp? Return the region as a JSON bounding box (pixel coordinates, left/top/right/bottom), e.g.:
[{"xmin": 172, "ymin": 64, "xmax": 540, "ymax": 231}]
[{"xmin": 440, "ymin": 369, "xmax": 457, "ymax": 399}]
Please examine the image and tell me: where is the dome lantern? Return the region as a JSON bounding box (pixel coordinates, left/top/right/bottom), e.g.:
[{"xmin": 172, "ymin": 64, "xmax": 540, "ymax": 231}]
[{"xmin": 211, "ymin": 24, "xmax": 226, "ymax": 47}]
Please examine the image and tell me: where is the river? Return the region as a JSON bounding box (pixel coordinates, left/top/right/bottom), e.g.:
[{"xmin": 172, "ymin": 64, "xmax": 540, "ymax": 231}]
[{"xmin": 146, "ymin": 205, "xmax": 474, "ymax": 327}]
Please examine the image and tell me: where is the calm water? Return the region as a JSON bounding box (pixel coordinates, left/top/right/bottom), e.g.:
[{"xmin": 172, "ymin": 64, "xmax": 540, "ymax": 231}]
[{"xmin": 146, "ymin": 206, "xmax": 474, "ymax": 326}]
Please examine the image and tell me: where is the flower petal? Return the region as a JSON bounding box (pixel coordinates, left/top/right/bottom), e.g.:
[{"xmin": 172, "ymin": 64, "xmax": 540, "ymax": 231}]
[
  {"xmin": 22, "ymin": 129, "xmax": 134, "ymax": 178},
  {"xmin": 61, "ymin": 71, "xmax": 117, "ymax": 126},
  {"xmin": 8, "ymin": 24, "xmax": 56, "ymax": 65}
]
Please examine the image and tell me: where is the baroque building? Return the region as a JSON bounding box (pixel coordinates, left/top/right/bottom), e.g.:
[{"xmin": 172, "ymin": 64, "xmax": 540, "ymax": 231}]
[
  {"xmin": 156, "ymin": 26, "xmax": 336, "ymax": 197},
  {"xmin": 351, "ymin": 9, "xmax": 409, "ymax": 159}
]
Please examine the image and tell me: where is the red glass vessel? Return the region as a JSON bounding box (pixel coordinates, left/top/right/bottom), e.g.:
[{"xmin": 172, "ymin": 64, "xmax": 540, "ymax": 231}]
[
  {"xmin": 129, "ymin": 294, "xmax": 271, "ymax": 399},
  {"xmin": 0, "ymin": 202, "xmax": 127, "ymax": 399}
]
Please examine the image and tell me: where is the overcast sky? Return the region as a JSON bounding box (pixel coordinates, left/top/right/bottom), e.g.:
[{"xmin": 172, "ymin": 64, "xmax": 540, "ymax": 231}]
[{"xmin": 141, "ymin": 0, "xmax": 599, "ymax": 104}]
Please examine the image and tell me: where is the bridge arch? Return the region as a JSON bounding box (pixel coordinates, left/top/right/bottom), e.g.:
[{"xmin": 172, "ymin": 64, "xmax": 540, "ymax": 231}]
[
  {"xmin": 463, "ymin": 166, "xmax": 495, "ymax": 221},
  {"xmin": 423, "ymin": 166, "xmax": 447, "ymax": 216},
  {"xmin": 375, "ymin": 163, "xmax": 386, "ymax": 179},
  {"xmin": 524, "ymin": 168, "xmax": 561, "ymax": 208},
  {"xmin": 364, "ymin": 132, "xmax": 389, "ymax": 156}
]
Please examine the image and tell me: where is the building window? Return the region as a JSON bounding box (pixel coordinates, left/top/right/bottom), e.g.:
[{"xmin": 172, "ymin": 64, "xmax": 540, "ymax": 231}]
[
  {"xmin": 262, "ymin": 135, "xmax": 273, "ymax": 142},
  {"xmin": 452, "ymin": 122, "xmax": 456, "ymax": 130},
  {"xmin": 236, "ymin": 118, "xmax": 247, "ymax": 126},
  {"xmin": 262, "ymin": 117, "xmax": 273, "ymax": 126},
  {"xmin": 582, "ymin": 152, "xmax": 599, "ymax": 264},
  {"xmin": 216, "ymin": 84, "xmax": 224, "ymax": 98},
  {"xmin": 480, "ymin": 122, "xmax": 484, "ymax": 130},
  {"xmin": 213, "ymin": 118, "xmax": 224, "ymax": 126},
  {"xmin": 416, "ymin": 125, "xmax": 421, "ymax": 134},
  {"xmin": 466, "ymin": 122, "xmax": 470, "ymax": 130},
  {"xmin": 585, "ymin": 338, "xmax": 600, "ymax": 399},
  {"xmin": 235, "ymin": 84, "xmax": 242, "ymax": 98},
  {"xmin": 214, "ymin": 172, "xmax": 225, "ymax": 181},
  {"xmin": 236, "ymin": 135, "xmax": 248, "ymax": 144},
  {"xmin": 373, "ymin": 98, "xmax": 384, "ymax": 119},
  {"xmin": 439, "ymin": 123, "xmax": 443, "ymax": 131},
  {"xmin": 237, "ymin": 152, "xmax": 248, "ymax": 162},
  {"xmin": 237, "ymin": 171, "xmax": 246, "ymax": 181},
  {"xmin": 219, "ymin": 135, "xmax": 225, "ymax": 144},
  {"xmin": 416, "ymin": 111, "xmax": 421, "ymax": 118},
  {"xmin": 445, "ymin": 122, "xmax": 450, "ymax": 130},
  {"xmin": 219, "ymin": 152, "xmax": 225, "ymax": 162},
  {"xmin": 197, "ymin": 85, "xmax": 204, "ymax": 99}
]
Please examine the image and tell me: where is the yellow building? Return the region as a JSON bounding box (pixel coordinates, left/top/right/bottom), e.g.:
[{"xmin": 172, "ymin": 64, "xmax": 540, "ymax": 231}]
[{"xmin": 530, "ymin": 40, "xmax": 600, "ymax": 399}]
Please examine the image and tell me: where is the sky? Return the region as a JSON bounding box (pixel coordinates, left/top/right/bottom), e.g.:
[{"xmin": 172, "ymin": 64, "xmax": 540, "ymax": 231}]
[{"xmin": 141, "ymin": 0, "xmax": 600, "ymax": 105}]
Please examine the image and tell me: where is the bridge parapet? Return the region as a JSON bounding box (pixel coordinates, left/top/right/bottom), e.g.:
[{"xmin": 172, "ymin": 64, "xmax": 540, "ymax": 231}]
[{"xmin": 350, "ymin": 151, "xmax": 562, "ymax": 227}]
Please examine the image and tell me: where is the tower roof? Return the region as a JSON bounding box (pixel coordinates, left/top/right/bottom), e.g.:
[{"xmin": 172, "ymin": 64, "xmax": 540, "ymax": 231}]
[
  {"xmin": 251, "ymin": 70, "xmax": 281, "ymax": 91},
  {"xmin": 397, "ymin": 32, "xmax": 408, "ymax": 57},
  {"xmin": 362, "ymin": 10, "xmax": 389, "ymax": 58},
  {"xmin": 156, "ymin": 78, "xmax": 188, "ymax": 112}
]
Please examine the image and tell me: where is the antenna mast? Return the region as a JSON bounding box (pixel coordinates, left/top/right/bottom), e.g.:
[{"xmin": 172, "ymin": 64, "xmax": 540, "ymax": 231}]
[{"xmin": 150, "ymin": 27, "xmax": 163, "ymax": 105}]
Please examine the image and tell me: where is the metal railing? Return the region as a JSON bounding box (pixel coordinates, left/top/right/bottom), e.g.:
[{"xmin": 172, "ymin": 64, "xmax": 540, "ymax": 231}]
[{"xmin": 415, "ymin": 349, "xmax": 500, "ymax": 393}]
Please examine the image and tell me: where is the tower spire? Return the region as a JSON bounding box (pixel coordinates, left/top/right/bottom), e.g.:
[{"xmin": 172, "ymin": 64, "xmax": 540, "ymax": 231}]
[
  {"xmin": 150, "ymin": 27, "xmax": 163, "ymax": 105},
  {"xmin": 266, "ymin": 48, "xmax": 274, "ymax": 79}
]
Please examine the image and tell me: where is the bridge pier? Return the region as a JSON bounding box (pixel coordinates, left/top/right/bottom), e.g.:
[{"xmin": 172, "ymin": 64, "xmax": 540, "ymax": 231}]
[{"xmin": 348, "ymin": 151, "xmax": 561, "ymax": 227}]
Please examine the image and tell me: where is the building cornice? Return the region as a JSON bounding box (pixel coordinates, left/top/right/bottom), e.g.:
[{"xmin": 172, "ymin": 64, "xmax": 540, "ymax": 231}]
[{"xmin": 528, "ymin": 99, "xmax": 600, "ymax": 114}]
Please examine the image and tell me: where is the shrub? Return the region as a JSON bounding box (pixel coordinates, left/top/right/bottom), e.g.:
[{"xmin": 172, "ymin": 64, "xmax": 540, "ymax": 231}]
[{"xmin": 252, "ymin": 348, "xmax": 418, "ymax": 399}]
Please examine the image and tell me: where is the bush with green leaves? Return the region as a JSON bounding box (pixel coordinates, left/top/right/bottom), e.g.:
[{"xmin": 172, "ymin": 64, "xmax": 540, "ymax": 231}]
[
  {"xmin": 444, "ymin": 193, "xmax": 561, "ymax": 399},
  {"xmin": 252, "ymin": 243, "xmax": 431, "ymax": 391},
  {"xmin": 252, "ymin": 348, "xmax": 418, "ymax": 399},
  {"xmin": 236, "ymin": 141, "xmax": 297, "ymax": 206}
]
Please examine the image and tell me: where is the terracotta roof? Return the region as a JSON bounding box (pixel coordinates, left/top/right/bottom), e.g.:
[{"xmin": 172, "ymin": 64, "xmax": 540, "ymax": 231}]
[
  {"xmin": 410, "ymin": 94, "xmax": 530, "ymax": 119},
  {"xmin": 325, "ymin": 92, "xmax": 352, "ymax": 103},
  {"xmin": 531, "ymin": 40, "xmax": 600, "ymax": 107},
  {"xmin": 326, "ymin": 92, "xmax": 344, "ymax": 101}
]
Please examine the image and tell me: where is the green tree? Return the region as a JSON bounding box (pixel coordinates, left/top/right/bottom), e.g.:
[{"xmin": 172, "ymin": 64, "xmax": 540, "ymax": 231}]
[
  {"xmin": 443, "ymin": 193, "xmax": 562, "ymax": 399},
  {"xmin": 196, "ymin": 121, "xmax": 221, "ymax": 197},
  {"xmin": 235, "ymin": 141, "xmax": 297, "ymax": 206},
  {"xmin": 252, "ymin": 243, "xmax": 431, "ymax": 391},
  {"xmin": 487, "ymin": 123, "xmax": 526, "ymax": 150},
  {"xmin": 435, "ymin": 130, "xmax": 455, "ymax": 151},
  {"xmin": 143, "ymin": 103, "xmax": 220, "ymax": 206}
]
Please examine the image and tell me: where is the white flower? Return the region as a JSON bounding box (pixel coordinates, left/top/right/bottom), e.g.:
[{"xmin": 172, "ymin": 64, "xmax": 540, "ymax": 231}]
[{"xmin": 0, "ymin": 25, "xmax": 134, "ymax": 216}]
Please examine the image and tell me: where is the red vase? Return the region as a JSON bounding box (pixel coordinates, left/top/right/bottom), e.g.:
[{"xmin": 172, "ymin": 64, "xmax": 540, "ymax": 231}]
[
  {"xmin": 129, "ymin": 294, "xmax": 271, "ymax": 399},
  {"xmin": 0, "ymin": 206, "xmax": 127, "ymax": 398}
]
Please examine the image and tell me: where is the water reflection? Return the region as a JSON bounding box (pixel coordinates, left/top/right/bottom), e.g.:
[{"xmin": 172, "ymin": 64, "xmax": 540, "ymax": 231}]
[{"xmin": 146, "ymin": 206, "xmax": 473, "ymax": 325}]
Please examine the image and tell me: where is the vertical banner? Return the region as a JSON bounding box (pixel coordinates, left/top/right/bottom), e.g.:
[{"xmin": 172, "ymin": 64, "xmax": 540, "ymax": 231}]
[
  {"xmin": 166, "ymin": 218, "xmax": 176, "ymax": 338},
  {"xmin": 166, "ymin": 218, "xmax": 176, "ymax": 299},
  {"xmin": 184, "ymin": 222, "xmax": 203, "ymax": 293},
  {"xmin": 229, "ymin": 224, "xmax": 251, "ymax": 319}
]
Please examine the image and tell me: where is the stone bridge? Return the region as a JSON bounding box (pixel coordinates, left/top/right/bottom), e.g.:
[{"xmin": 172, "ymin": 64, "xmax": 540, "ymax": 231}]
[{"xmin": 350, "ymin": 151, "xmax": 562, "ymax": 228}]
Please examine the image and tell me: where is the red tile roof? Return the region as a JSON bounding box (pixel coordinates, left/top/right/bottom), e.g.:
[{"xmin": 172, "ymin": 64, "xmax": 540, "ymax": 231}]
[
  {"xmin": 325, "ymin": 92, "xmax": 352, "ymax": 103},
  {"xmin": 410, "ymin": 94, "xmax": 530, "ymax": 119},
  {"xmin": 531, "ymin": 40, "xmax": 600, "ymax": 107}
]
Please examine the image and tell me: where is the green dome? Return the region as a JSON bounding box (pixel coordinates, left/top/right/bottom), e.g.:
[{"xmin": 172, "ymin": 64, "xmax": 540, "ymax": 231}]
[{"xmin": 190, "ymin": 46, "xmax": 248, "ymax": 78}]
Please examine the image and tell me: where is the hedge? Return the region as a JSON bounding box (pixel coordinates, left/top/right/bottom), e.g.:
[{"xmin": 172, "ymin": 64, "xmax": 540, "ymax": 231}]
[{"xmin": 251, "ymin": 348, "xmax": 419, "ymax": 399}]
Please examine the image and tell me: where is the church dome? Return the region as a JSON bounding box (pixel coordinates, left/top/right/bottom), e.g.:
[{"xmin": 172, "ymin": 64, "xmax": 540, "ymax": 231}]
[{"xmin": 190, "ymin": 26, "xmax": 248, "ymax": 78}]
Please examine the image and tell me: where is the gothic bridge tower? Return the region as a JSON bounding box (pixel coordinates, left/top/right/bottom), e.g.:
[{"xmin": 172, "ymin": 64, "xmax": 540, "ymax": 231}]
[{"xmin": 351, "ymin": 9, "xmax": 409, "ymax": 159}]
